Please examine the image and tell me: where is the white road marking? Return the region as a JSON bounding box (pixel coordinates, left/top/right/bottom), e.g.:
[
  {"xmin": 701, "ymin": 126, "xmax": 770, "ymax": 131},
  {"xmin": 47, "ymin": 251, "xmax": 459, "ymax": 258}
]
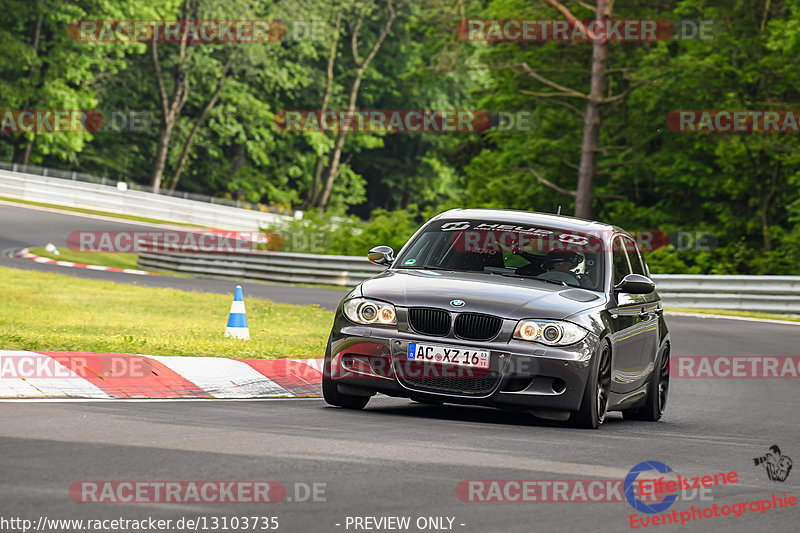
[
  {"xmin": 0, "ymin": 351, "xmax": 110, "ymax": 398},
  {"xmin": 140, "ymin": 354, "xmax": 290, "ymax": 398}
]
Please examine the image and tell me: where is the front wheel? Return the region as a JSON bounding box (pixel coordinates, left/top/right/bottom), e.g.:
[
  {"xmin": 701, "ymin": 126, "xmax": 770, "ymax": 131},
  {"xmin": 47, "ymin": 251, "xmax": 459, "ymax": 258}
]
[
  {"xmin": 570, "ymin": 340, "xmax": 612, "ymax": 429},
  {"xmin": 623, "ymin": 346, "xmax": 669, "ymax": 421},
  {"xmin": 322, "ymin": 375, "xmax": 371, "ymax": 409},
  {"xmin": 322, "ymin": 337, "xmax": 371, "ymax": 410}
]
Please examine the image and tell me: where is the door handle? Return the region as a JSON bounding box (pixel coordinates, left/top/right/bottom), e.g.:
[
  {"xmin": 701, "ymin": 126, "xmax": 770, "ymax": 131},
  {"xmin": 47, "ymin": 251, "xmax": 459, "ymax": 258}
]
[
  {"xmin": 654, "ymin": 308, "xmax": 663, "ymax": 316},
  {"xmin": 638, "ymin": 310, "xmax": 651, "ymax": 319}
]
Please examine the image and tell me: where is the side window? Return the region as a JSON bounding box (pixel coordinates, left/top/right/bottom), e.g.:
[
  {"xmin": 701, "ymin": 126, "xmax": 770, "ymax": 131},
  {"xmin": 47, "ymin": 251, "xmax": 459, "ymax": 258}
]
[
  {"xmin": 612, "ymin": 237, "xmax": 632, "ymax": 285},
  {"xmin": 623, "ymin": 237, "xmax": 646, "ymax": 276}
]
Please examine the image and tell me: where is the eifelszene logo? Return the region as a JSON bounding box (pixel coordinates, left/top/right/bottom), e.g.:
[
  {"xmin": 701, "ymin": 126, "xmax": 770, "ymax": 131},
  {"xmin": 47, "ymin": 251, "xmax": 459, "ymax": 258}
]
[
  {"xmin": 625, "ymin": 461, "xmax": 678, "ymax": 514},
  {"xmin": 753, "ymin": 445, "xmax": 793, "ymax": 482}
]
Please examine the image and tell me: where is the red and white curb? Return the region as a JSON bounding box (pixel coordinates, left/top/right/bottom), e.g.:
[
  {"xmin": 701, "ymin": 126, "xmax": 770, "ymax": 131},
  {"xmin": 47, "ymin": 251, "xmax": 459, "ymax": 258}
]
[
  {"xmin": 15, "ymin": 248, "xmax": 152, "ymax": 276},
  {"xmin": 0, "ymin": 351, "xmax": 323, "ymax": 399}
]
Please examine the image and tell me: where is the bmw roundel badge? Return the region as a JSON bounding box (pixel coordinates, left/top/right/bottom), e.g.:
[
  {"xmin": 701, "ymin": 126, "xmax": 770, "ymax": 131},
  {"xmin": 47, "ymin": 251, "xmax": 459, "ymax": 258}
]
[{"xmin": 450, "ymin": 299, "xmax": 465, "ymax": 307}]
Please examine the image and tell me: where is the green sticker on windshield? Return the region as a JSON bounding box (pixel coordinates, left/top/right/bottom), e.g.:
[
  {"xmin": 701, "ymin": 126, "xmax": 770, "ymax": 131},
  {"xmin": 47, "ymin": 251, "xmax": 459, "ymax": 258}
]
[{"xmin": 404, "ymin": 258, "xmax": 417, "ymax": 265}]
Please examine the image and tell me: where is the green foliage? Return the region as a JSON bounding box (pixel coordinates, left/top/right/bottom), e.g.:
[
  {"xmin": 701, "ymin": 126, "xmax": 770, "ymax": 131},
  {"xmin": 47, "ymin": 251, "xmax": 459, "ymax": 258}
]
[
  {"xmin": 264, "ymin": 205, "xmax": 436, "ymax": 256},
  {"xmin": 0, "ymin": 0, "xmax": 166, "ymax": 161}
]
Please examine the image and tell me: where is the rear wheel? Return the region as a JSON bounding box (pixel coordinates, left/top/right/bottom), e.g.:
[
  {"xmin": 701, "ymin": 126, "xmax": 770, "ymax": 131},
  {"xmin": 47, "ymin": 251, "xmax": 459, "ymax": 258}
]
[
  {"xmin": 322, "ymin": 336, "xmax": 371, "ymax": 410},
  {"xmin": 570, "ymin": 340, "xmax": 611, "ymax": 429},
  {"xmin": 623, "ymin": 346, "xmax": 669, "ymax": 421}
]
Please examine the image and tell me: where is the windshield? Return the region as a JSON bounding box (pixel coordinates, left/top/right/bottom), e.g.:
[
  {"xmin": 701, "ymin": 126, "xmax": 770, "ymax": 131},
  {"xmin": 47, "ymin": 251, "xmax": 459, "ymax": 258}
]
[{"xmin": 394, "ymin": 220, "xmax": 606, "ymax": 291}]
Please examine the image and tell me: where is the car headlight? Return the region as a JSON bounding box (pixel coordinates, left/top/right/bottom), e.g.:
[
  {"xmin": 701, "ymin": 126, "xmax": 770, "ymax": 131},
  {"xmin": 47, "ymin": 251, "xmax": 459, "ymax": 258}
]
[
  {"xmin": 513, "ymin": 320, "xmax": 588, "ymax": 346},
  {"xmin": 343, "ymin": 298, "xmax": 397, "ymax": 325}
]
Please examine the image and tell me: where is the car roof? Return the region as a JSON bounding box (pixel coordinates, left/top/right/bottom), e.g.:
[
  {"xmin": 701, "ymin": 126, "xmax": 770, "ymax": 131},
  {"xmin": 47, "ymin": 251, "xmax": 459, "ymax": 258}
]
[{"xmin": 433, "ymin": 208, "xmax": 621, "ymax": 234}]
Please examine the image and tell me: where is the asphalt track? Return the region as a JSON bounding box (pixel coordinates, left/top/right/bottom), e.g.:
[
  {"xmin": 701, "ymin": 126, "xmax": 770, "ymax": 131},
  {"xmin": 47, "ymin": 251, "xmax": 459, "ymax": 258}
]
[
  {"xmin": 1, "ymin": 203, "xmax": 799, "ymax": 532},
  {"xmin": 0, "ymin": 202, "xmax": 349, "ymax": 309}
]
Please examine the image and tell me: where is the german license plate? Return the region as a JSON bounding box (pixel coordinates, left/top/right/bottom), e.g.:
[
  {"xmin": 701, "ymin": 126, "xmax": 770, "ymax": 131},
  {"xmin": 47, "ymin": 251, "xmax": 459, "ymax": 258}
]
[{"xmin": 407, "ymin": 343, "xmax": 490, "ymax": 369}]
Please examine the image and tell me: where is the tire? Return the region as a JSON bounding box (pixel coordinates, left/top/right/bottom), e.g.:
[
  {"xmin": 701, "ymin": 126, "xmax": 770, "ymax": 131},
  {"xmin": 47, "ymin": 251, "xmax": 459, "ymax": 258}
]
[
  {"xmin": 570, "ymin": 340, "xmax": 612, "ymax": 429},
  {"xmin": 623, "ymin": 345, "xmax": 669, "ymax": 422},
  {"xmin": 322, "ymin": 336, "xmax": 371, "ymax": 410}
]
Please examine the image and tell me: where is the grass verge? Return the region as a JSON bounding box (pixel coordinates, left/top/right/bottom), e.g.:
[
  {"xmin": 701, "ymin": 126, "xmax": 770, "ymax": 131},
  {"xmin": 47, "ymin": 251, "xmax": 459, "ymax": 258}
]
[
  {"xmin": 665, "ymin": 307, "xmax": 800, "ymax": 323},
  {"xmin": 0, "ymin": 266, "xmax": 333, "ymax": 358},
  {"xmin": 0, "ymin": 195, "xmax": 201, "ymax": 227}
]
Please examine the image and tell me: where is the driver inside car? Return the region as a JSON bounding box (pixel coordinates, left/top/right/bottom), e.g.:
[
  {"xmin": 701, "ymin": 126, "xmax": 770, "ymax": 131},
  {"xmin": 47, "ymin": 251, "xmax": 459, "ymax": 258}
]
[{"xmin": 538, "ymin": 250, "xmax": 584, "ymax": 285}]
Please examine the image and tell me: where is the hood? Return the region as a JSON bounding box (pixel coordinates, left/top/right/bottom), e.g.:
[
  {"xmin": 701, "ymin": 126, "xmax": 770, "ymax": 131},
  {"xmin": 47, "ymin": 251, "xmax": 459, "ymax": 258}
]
[{"xmin": 359, "ymin": 269, "xmax": 605, "ymax": 320}]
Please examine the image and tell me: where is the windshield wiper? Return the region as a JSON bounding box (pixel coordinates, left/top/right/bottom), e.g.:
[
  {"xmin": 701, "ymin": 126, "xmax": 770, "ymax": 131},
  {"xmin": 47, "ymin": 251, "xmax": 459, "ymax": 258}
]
[
  {"xmin": 495, "ymin": 272, "xmax": 570, "ymax": 287},
  {"xmin": 532, "ymin": 277, "xmax": 569, "ymax": 287}
]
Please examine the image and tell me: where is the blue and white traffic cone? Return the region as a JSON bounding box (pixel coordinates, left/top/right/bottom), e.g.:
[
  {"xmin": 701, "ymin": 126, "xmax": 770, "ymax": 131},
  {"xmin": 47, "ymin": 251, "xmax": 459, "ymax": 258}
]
[{"xmin": 224, "ymin": 285, "xmax": 250, "ymax": 340}]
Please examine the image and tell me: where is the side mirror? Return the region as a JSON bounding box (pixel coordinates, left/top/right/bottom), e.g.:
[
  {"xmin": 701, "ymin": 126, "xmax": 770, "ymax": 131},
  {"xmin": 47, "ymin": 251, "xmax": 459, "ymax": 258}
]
[
  {"xmin": 614, "ymin": 273, "xmax": 655, "ymax": 294},
  {"xmin": 368, "ymin": 245, "xmax": 394, "ymax": 266}
]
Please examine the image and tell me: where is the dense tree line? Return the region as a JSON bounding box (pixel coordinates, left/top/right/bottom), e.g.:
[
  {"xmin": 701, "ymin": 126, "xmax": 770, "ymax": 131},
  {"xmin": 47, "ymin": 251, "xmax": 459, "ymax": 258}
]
[{"xmin": 1, "ymin": 0, "xmax": 799, "ymax": 273}]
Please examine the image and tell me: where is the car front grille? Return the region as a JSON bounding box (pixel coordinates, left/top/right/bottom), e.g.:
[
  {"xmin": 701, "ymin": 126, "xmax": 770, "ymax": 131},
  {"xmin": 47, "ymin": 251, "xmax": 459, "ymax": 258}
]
[
  {"xmin": 454, "ymin": 313, "xmax": 502, "ymax": 341},
  {"xmin": 397, "ymin": 361, "xmax": 501, "ymax": 396},
  {"xmin": 408, "ymin": 308, "xmax": 451, "ymax": 336}
]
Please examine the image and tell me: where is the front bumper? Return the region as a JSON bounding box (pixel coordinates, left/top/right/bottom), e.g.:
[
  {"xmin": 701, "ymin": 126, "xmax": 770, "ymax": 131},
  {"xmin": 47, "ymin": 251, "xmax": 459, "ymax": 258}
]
[{"xmin": 328, "ymin": 324, "xmax": 600, "ymax": 412}]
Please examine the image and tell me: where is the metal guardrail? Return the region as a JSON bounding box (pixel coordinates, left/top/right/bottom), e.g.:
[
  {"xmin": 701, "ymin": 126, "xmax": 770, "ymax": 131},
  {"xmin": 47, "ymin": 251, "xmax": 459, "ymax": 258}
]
[
  {"xmin": 652, "ymin": 274, "xmax": 800, "ymax": 313},
  {"xmin": 138, "ymin": 251, "xmax": 384, "ymax": 287},
  {"xmin": 0, "ymin": 161, "xmax": 284, "ymax": 213},
  {"xmin": 0, "ymin": 167, "xmax": 291, "ymax": 231},
  {"xmin": 137, "ymin": 251, "xmax": 800, "ymax": 314}
]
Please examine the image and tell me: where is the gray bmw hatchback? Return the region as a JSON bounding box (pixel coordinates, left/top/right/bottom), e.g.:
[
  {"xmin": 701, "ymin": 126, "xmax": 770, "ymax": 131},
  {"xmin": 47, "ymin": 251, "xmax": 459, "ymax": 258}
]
[{"xmin": 323, "ymin": 209, "xmax": 670, "ymax": 429}]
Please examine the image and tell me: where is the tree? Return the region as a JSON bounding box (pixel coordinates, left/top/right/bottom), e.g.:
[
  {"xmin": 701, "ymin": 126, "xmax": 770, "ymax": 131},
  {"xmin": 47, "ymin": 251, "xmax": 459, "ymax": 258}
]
[
  {"xmin": 149, "ymin": 0, "xmax": 237, "ymax": 194},
  {"xmin": 304, "ymin": 0, "xmax": 397, "ymax": 211},
  {"xmin": 0, "ymin": 0, "xmax": 154, "ymax": 165},
  {"xmin": 546, "ymin": 0, "xmax": 611, "ymax": 220}
]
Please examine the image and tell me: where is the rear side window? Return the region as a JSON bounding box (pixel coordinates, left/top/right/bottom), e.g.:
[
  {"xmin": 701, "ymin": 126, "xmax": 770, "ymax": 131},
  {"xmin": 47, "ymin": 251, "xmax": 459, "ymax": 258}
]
[{"xmin": 612, "ymin": 237, "xmax": 631, "ymax": 285}]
